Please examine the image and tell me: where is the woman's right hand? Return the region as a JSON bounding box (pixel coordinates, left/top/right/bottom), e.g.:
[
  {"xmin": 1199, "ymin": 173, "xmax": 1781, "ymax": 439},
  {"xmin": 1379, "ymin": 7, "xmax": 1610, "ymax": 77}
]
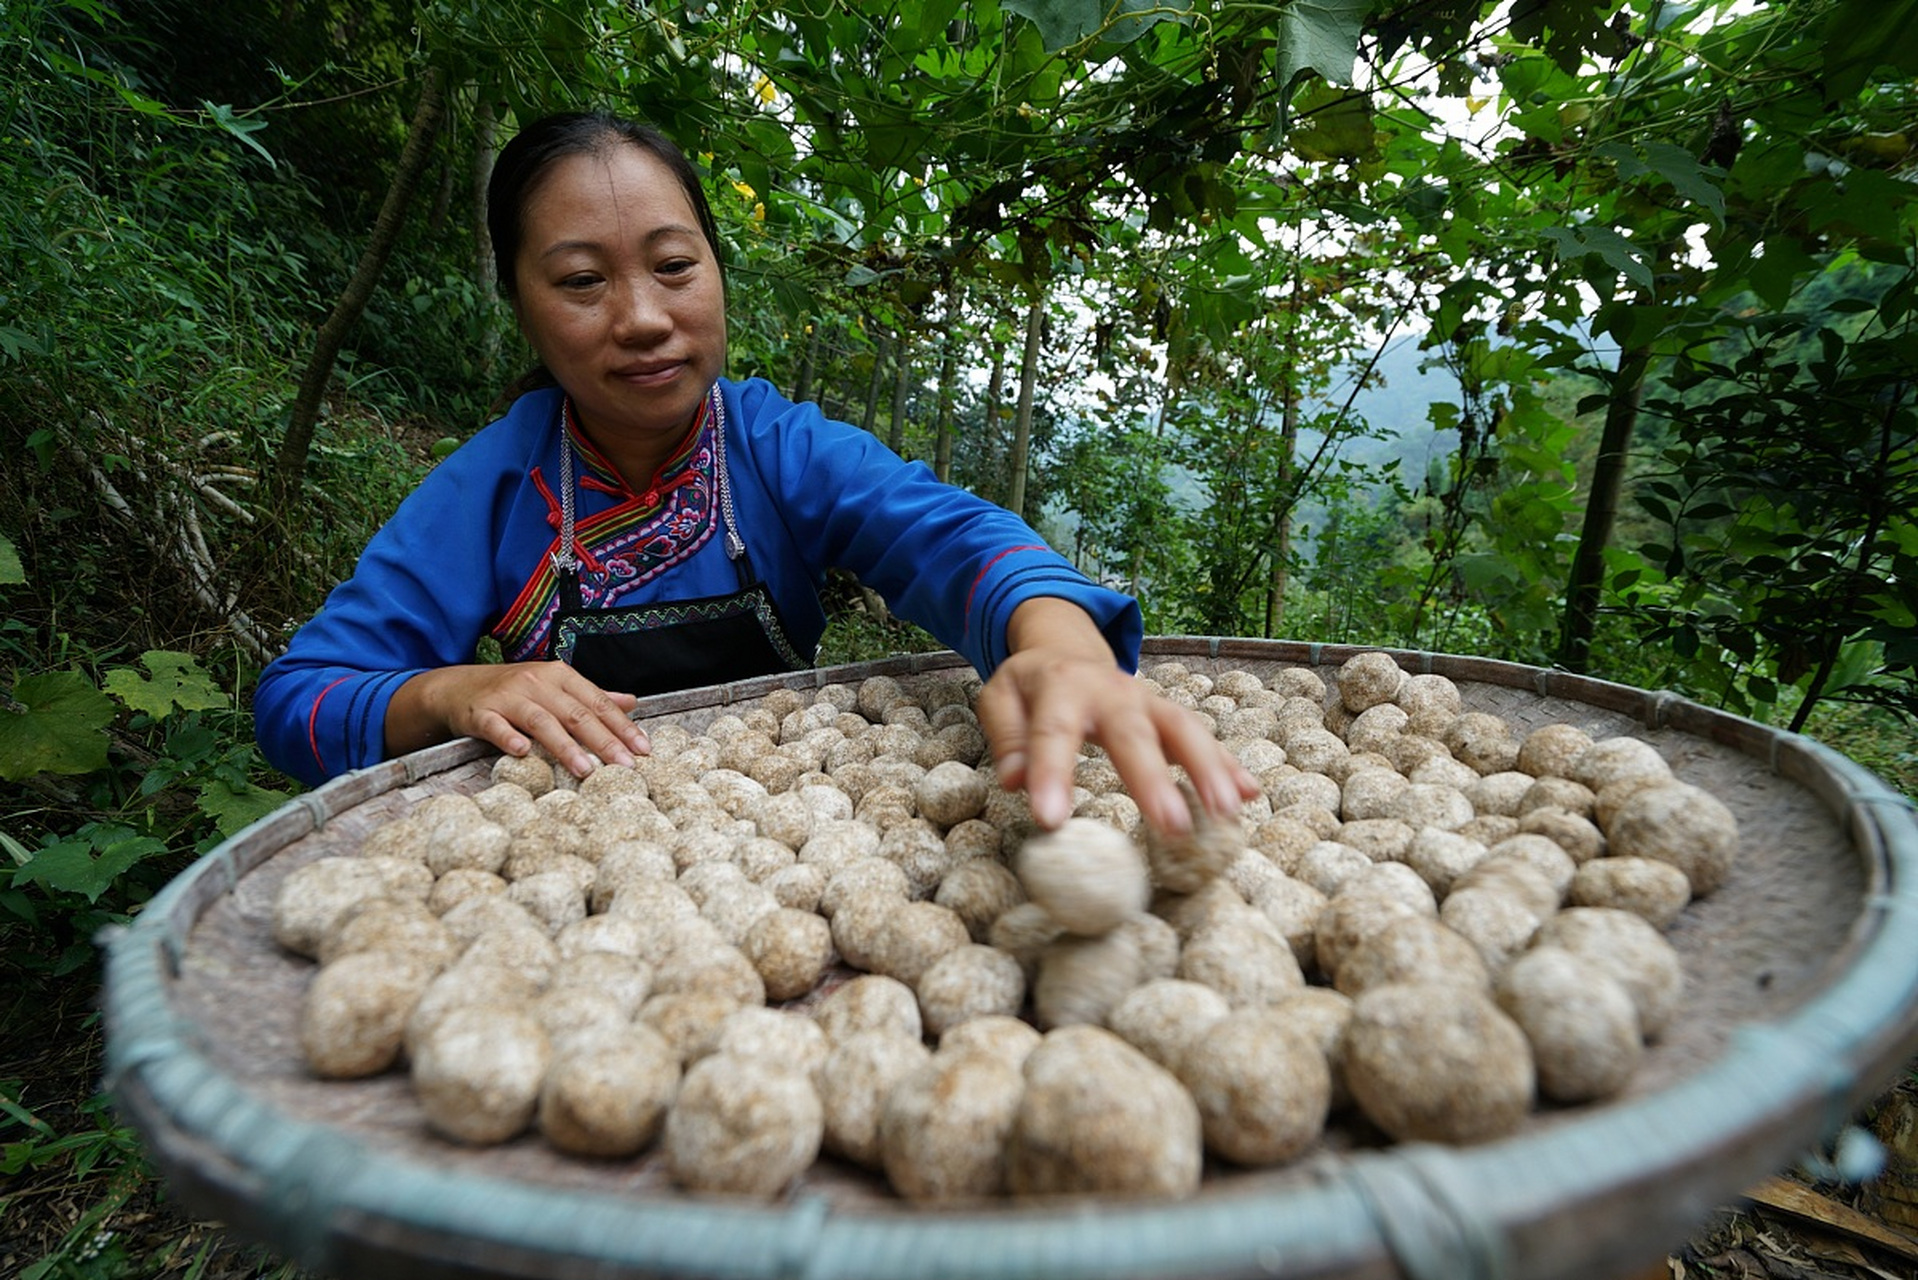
[{"xmin": 385, "ymin": 661, "xmax": 649, "ymax": 778}]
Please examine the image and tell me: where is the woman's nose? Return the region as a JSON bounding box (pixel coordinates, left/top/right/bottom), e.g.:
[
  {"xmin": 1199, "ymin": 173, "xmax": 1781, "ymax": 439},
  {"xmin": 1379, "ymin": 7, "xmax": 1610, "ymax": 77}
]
[{"xmin": 609, "ymin": 278, "xmax": 670, "ymax": 342}]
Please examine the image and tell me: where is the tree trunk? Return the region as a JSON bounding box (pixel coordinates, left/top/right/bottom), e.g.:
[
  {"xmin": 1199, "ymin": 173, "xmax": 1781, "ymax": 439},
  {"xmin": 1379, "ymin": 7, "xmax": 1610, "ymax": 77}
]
[
  {"xmin": 859, "ymin": 327, "xmax": 890, "ymax": 438},
  {"xmin": 275, "ymin": 65, "xmax": 449, "ymax": 501},
  {"xmin": 1266, "ymin": 379, "xmax": 1299, "ymax": 638},
  {"xmin": 933, "ymin": 290, "xmax": 962, "ymax": 483},
  {"xmin": 471, "ymin": 92, "xmax": 501, "ymax": 373},
  {"xmin": 794, "ymin": 317, "xmax": 823, "ymax": 404},
  {"xmin": 982, "ymin": 337, "xmax": 1007, "ymax": 497},
  {"xmin": 886, "ymin": 327, "xmax": 912, "ymax": 457},
  {"xmin": 1557, "ymin": 343, "xmax": 1653, "ymax": 671},
  {"xmin": 1006, "ymin": 295, "xmax": 1044, "ymax": 519}
]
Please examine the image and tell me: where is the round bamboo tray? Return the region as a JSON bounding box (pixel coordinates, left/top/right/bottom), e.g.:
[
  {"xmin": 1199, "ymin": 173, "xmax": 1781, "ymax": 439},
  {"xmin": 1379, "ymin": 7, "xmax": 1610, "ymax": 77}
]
[{"xmin": 103, "ymin": 639, "xmax": 1918, "ymax": 1280}]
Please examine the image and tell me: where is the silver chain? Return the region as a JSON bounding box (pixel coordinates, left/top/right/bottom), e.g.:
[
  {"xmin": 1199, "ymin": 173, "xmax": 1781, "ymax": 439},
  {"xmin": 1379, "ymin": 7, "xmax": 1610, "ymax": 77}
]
[{"xmin": 552, "ymin": 385, "xmax": 742, "ymax": 575}]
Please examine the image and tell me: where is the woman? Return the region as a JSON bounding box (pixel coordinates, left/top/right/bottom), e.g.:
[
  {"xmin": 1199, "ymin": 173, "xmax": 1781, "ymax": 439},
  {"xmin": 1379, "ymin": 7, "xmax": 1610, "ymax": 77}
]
[{"xmin": 254, "ymin": 111, "xmax": 1256, "ymax": 834}]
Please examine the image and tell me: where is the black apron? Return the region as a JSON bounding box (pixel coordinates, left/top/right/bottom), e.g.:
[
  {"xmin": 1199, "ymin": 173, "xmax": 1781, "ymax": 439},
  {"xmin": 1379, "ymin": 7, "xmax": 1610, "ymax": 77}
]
[{"xmin": 547, "ymin": 387, "xmax": 809, "ymax": 696}]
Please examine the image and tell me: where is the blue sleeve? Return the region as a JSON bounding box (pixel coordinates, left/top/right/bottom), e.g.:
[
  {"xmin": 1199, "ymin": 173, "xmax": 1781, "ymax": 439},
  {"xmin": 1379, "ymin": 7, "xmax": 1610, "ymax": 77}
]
[
  {"xmin": 253, "ymin": 405, "xmax": 549, "ymax": 787},
  {"xmin": 726, "ymin": 379, "xmax": 1142, "ymax": 678}
]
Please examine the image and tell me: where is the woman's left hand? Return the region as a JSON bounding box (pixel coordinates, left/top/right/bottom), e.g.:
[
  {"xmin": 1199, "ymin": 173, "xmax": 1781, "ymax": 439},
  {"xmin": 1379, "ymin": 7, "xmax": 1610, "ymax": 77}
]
[{"xmin": 975, "ymin": 598, "xmax": 1260, "ymax": 836}]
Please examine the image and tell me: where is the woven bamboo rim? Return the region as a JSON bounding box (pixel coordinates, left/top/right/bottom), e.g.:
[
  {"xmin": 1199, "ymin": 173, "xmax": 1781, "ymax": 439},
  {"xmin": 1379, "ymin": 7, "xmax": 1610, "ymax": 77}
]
[{"xmin": 103, "ymin": 640, "xmax": 1918, "ymax": 1280}]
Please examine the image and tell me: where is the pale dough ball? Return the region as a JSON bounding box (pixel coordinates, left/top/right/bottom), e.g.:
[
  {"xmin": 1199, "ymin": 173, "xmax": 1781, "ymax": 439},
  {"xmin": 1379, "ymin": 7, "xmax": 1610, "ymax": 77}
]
[
  {"xmin": 731, "ymin": 835, "xmax": 797, "ymax": 884},
  {"xmin": 1385, "ymin": 734, "xmax": 1452, "ymax": 776},
  {"xmin": 1281, "ymin": 726, "xmax": 1350, "ymax": 776},
  {"xmin": 1157, "ymin": 877, "xmax": 1253, "ymax": 941},
  {"xmin": 554, "ymin": 913, "xmax": 647, "ymax": 962},
  {"xmin": 1568, "ymin": 856, "xmax": 1692, "ymax": 929},
  {"xmin": 986, "ymin": 901, "xmax": 1065, "ymax": 975},
  {"xmin": 1273, "ymin": 987, "xmax": 1357, "ymax": 1108},
  {"xmin": 829, "ymin": 886, "xmax": 908, "ymax": 971},
  {"xmin": 538, "ymin": 1025, "xmax": 681, "ymax": 1157},
  {"xmin": 1296, "ymin": 840, "xmax": 1372, "ymax": 898},
  {"xmin": 944, "ymin": 817, "xmax": 1005, "ymax": 862},
  {"xmin": 915, "ymin": 760, "xmax": 989, "ymax": 827},
  {"xmin": 594, "ymin": 849, "xmax": 683, "ymax": 913},
  {"xmin": 1271, "ymin": 667, "xmax": 1328, "ymax": 702},
  {"xmin": 713, "ymin": 1007, "xmax": 830, "ymax": 1077},
  {"xmin": 412, "ymin": 1002, "xmax": 554, "ymax": 1145},
  {"xmin": 1343, "ymin": 981, "xmax": 1535, "ymax": 1144},
  {"xmin": 1178, "ymin": 1007, "xmax": 1331, "ymax": 1166},
  {"xmin": 1015, "ymin": 818, "xmax": 1150, "ymax": 935},
  {"xmin": 1517, "ymin": 807, "xmax": 1606, "ymax": 863},
  {"xmin": 678, "ymin": 860, "xmax": 751, "ymax": 907},
  {"xmin": 1452, "ymin": 857, "xmax": 1561, "ymax": 922},
  {"xmin": 1408, "ymin": 754, "xmax": 1481, "ymax": 792},
  {"xmin": 1482, "ymin": 834, "xmax": 1578, "ymax": 899},
  {"xmin": 915, "ymin": 944, "xmax": 1027, "ymax": 1038},
  {"xmin": 1437, "ymin": 888, "xmax": 1544, "ymax": 972},
  {"xmin": 881, "ymin": 1050, "xmax": 1026, "ymax": 1202},
  {"xmin": 458, "ymin": 921, "xmax": 561, "ymax": 986},
  {"xmin": 1495, "ymin": 946, "xmax": 1642, "ymax": 1103},
  {"xmin": 1516, "ymin": 724, "xmax": 1596, "ymax": 778},
  {"xmin": 1389, "ymin": 783, "xmax": 1475, "ymax": 832},
  {"xmin": 1314, "ymin": 892, "xmax": 1422, "ymax": 984},
  {"xmin": 763, "ymin": 862, "xmax": 828, "ymax": 914},
  {"xmin": 748, "ymin": 790, "xmax": 815, "ymax": 851},
  {"xmin": 1536, "ymin": 906, "xmax": 1685, "ymax": 1039},
  {"xmin": 404, "ymin": 960, "xmax": 538, "ymax": 1058},
  {"xmin": 737, "ymin": 907, "xmax": 832, "ymax": 1001},
  {"xmin": 801, "ymin": 820, "xmax": 883, "ymax": 876},
  {"xmin": 815, "ymin": 973, "xmax": 923, "ymax": 1045},
  {"xmin": 1116, "ymin": 912, "xmax": 1181, "ymax": 981},
  {"xmin": 1033, "ymin": 930, "xmax": 1144, "ymax": 1029},
  {"xmin": 1569, "ymin": 736, "xmax": 1673, "ymax": 795},
  {"xmin": 1271, "ymin": 771, "xmax": 1344, "ymax": 814},
  {"xmin": 1395, "ymin": 673, "xmax": 1462, "ymax": 731},
  {"xmin": 1457, "ymin": 814, "xmax": 1521, "ymax": 847},
  {"xmin": 866, "ymin": 900, "xmax": 971, "ymax": 987},
  {"xmin": 936, "ymin": 860, "xmax": 1027, "ymax": 942},
  {"xmin": 492, "ymin": 752, "xmax": 555, "ymax": 796},
  {"xmin": 533, "ymin": 986, "xmax": 629, "ymax": 1056},
  {"xmin": 272, "ymin": 857, "xmax": 390, "ymax": 959},
  {"xmin": 1006, "ymin": 1026, "xmax": 1203, "ymax": 1198},
  {"xmin": 300, "ymin": 950, "xmax": 437, "ymax": 1078},
  {"xmin": 548, "ymin": 951, "xmax": 653, "ymax": 1016},
  {"xmin": 425, "ymin": 821, "xmax": 513, "ymax": 878},
  {"xmin": 1411, "ymin": 832, "xmax": 1496, "ymax": 901},
  {"xmin": 817, "ymin": 1029, "xmax": 932, "ymax": 1168},
  {"xmin": 1334, "ymin": 916, "xmax": 1491, "ymax": 998},
  {"xmin": 1178, "ymin": 915, "xmax": 1305, "ymax": 1007},
  {"xmin": 652, "ymin": 940, "xmax": 766, "ymax": 1007},
  {"xmin": 819, "ymin": 857, "xmax": 910, "ymax": 919},
  {"xmin": 665, "ymin": 1055, "xmax": 823, "ymax": 1199},
  {"xmin": 317, "ymin": 897, "xmax": 456, "ymax": 970},
  {"xmin": 1606, "ymin": 781, "xmax": 1739, "ymax": 895},
  {"xmin": 1340, "ymin": 862, "xmax": 1438, "ymax": 917},
  {"xmin": 1337, "ymin": 652, "xmax": 1405, "ymax": 713},
  {"xmin": 1249, "ymin": 875, "xmax": 1330, "ymax": 970},
  {"xmin": 639, "ymin": 991, "xmax": 743, "ymax": 1062},
  {"xmin": 939, "ymin": 1015, "xmax": 1042, "ymax": 1067},
  {"xmin": 1335, "ymin": 818, "xmax": 1415, "ymax": 863},
  {"xmin": 428, "ymin": 868, "xmax": 508, "ymax": 917},
  {"xmin": 1441, "ymin": 713, "xmax": 1520, "ymax": 775},
  {"xmin": 1465, "ymin": 771, "xmax": 1534, "ymax": 817},
  {"xmin": 1106, "ymin": 979, "xmax": 1231, "ymax": 1070},
  {"xmin": 1346, "ymin": 702, "xmax": 1411, "ymax": 753},
  {"xmin": 507, "ymin": 870, "xmax": 587, "ymax": 935},
  {"xmin": 880, "ymin": 819, "xmax": 956, "ymax": 898},
  {"xmin": 1143, "ymin": 782, "xmax": 1243, "ymax": 892},
  {"xmin": 1518, "ymin": 776, "xmax": 1596, "ymax": 821}
]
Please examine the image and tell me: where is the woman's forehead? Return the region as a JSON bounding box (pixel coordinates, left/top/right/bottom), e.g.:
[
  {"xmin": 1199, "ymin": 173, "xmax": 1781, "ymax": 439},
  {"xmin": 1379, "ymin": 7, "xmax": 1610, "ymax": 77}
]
[{"xmin": 523, "ymin": 147, "xmax": 700, "ymax": 244}]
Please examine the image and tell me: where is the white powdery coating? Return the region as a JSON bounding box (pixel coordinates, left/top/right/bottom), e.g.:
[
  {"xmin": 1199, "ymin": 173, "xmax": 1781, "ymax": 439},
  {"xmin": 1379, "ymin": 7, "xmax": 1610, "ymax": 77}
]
[
  {"xmin": 651, "ymin": 940, "xmax": 766, "ymax": 1007},
  {"xmin": 554, "ymin": 913, "xmax": 647, "ymax": 962},
  {"xmin": 1495, "ymin": 946, "xmax": 1642, "ymax": 1103},
  {"xmin": 915, "ymin": 760, "xmax": 990, "ymax": 828},
  {"xmin": 1516, "ymin": 724, "xmax": 1596, "ymax": 779},
  {"xmin": 1177, "ymin": 1007, "xmax": 1331, "ymax": 1166},
  {"xmin": 458, "ymin": 922, "xmax": 561, "ymax": 987},
  {"xmin": 665, "ymin": 1056, "xmax": 823, "ymax": 1199},
  {"xmin": 1344, "ymin": 982, "xmax": 1535, "ymax": 1144},
  {"xmin": 1606, "ymin": 782, "xmax": 1740, "ymax": 895},
  {"xmin": 1014, "ymin": 819, "xmax": 1150, "ymax": 936},
  {"xmin": 1482, "ymin": 835, "xmax": 1579, "ymax": 899},
  {"xmin": 548, "ymin": 951, "xmax": 654, "ymax": 1017},
  {"xmin": 714, "ymin": 1007, "xmax": 830, "ymax": 1077},
  {"xmin": 1007, "ymin": 1026, "xmax": 1203, "ymax": 1199},
  {"xmin": 866, "ymin": 900, "xmax": 971, "ymax": 987},
  {"xmin": 743, "ymin": 907, "xmax": 837, "ymax": 1001},
  {"xmin": 1177, "ymin": 915, "xmax": 1305, "ymax": 1008},
  {"xmin": 939, "ymin": 1015, "xmax": 1043, "ymax": 1067},
  {"xmin": 1333, "ymin": 916, "xmax": 1491, "ymax": 998},
  {"xmin": 916, "ymin": 944, "xmax": 1028, "ymax": 1038},
  {"xmin": 1569, "ymin": 736, "xmax": 1674, "ymax": 795},
  {"xmin": 533, "ymin": 987, "xmax": 629, "ymax": 1055},
  {"xmin": 272, "ymin": 857, "xmax": 391, "ymax": 958},
  {"xmin": 815, "ymin": 974, "xmax": 923, "ymax": 1045},
  {"xmin": 1337, "ymin": 652, "xmax": 1406, "ymax": 714},
  {"xmin": 881, "ymin": 1050, "xmax": 1027, "ymax": 1202},
  {"xmin": 300, "ymin": 950, "xmax": 438, "ymax": 1078},
  {"xmin": 412, "ymin": 1003, "xmax": 555, "ymax": 1145},
  {"xmin": 817, "ymin": 1029, "xmax": 932, "ymax": 1168}
]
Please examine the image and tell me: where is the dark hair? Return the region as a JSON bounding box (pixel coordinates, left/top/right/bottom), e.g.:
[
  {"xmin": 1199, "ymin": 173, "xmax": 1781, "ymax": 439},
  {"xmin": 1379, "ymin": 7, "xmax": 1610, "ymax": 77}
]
[{"xmin": 486, "ymin": 111, "xmax": 723, "ymax": 306}]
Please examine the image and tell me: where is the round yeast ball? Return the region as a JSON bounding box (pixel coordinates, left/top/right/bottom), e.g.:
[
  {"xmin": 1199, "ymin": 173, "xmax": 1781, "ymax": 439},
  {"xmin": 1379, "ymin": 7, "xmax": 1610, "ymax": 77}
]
[
  {"xmin": 1107, "ymin": 979, "xmax": 1232, "ymax": 1071},
  {"xmin": 404, "ymin": 960, "xmax": 538, "ymax": 1058},
  {"xmin": 317, "ymin": 897, "xmax": 455, "ymax": 969},
  {"xmin": 1535, "ymin": 907, "xmax": 1684, "ymax": 1039},
  {"xmin": 1033, "ymin": 930, "xmax": 1144, "ymax": 1029},
  {"xmin": 866, "ymin": 899, "xmax": 971, "ymax": 987},
  {"xmin": 1517, "ymin": 807, "xmax": 1606, "ymax": 864},
  {"xmin": 743, "ymin": 907, "xmax": 836, "ymax": 1001},
  {"xmin": 300, "ymin": 950, "xmax": 437, "ymax": 1078},
  {"xmin": 538, "ymin": 1025, "xmax": 681, "ymax": 1156},
  {"xmin": 1178, "ymin": 1007, "xmax": 1331, "ymax": 1166},
  {"xmin": 935, "ymin": 860, "xmax": 1027, "ymax": 943},
  {"xmin": 1495, "ymin": 946, "xmax": 1642, "ymax": 1103},
  {"xmin": 665, "ymin": 1056, "xmax": 823, "ymax": 1199},
  {"xmin": 1334, "ymin": 916, "xmax": 1491, "ymax": 998},
  {"xmin": 428, "ymin": 868, "xmax": 507, "ymax": 916},
  {"xmin": 1338, "ymin": 651, "xmax": 1405, "ymax": 713},
  {"xmin": 939, "ymin": 1015, "xmax": 1043, "ymax": 1067},
  {"xmin": 915, "ymin": 944, "xmax": 1027, "ymax": 1038},
  {"xmin": 272, "ymin": 857, "xmax": 389, "ymax": 959},
  {"xmin": 1007, "ymin": 1026, "xmax": 1202, "ymax": 1199},
  {"xmin": 548, "ymin": 951, "xmax": 654, "ymax": 1016},
  {"xmin": 1569, "ymin": 736, "xmax": 1673, "ymax": 795},
  {"xmin": 1273, "ymin": 987, "xmax": 1357, "ymax": 1109},
  {"xmin": 1441, "ymin": 713, "xmax": 1519, "ymax": 775},
  {"xmin": 1343, "ymin": 982, "xmax": 1534, "ymax": 1144},
  {"xmin": 1516, "ymin": 724, "xmax": 1595, "ymax": 778},
  {"xmin": 1177, "ymin": 915, "xmax": 1305, "ymax": 1007},
  {"xmin": 880, "ymin": 1050, "xmax": 1026, "ymax": 1202},
  {"xmin": 1315, "ymin": 893, "xmax": 1423, "ymax": 986},
  {"xmin": 1143, "ymin": 785, "xmax": 1243, "ymax": 892},
  {"xmin": 713, "ymin": 1007, "xmax": 830, "ymax": 1077},
  {"xmin": 828, "ymin": 886, "xmax": 907, "ymax": 971},
  {"xmin": 640, "ymin": 991, "xmax": 744, "ymax": 1062},
  {"xmin": 1568, "ymin": 856, "xmax": 1692, "ymax": 929},
  {"xmin": 492, "ymin": 752, "xmax": 556, "ymax": 796},
  {"xmin": 1437, "ymin": 888, "xmax": 1544, "ymax": 972},
  {"xmin": 915, "ymin": 760, "xmax": 989, "ymax": 827},
  {"xmin": 1250, "ymin": 875, "xmax": 1330, "ymax": 970},
  {"xmin": 815, "ymin": 973, "xmax": 923, "ymax": 1044},
  {"xmin": 412, "ymin": 1003, "xmax": 554, "ymax": 1145},
  {"xmin": 1605, "ymin": 781, "xmax": 1739, "ymax": 895},
  {"xmin": 817, "ymin": 1029, "xmax": 932, "ymax": 1168},
  {"xmin": 1015, "ymin": 818, "xmax": 1150, "ymax": 936}
]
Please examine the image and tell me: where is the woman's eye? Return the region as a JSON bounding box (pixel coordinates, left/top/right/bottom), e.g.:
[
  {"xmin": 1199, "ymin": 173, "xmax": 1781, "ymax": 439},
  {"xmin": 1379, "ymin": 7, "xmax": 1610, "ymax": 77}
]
[
  {"xmin": 659, "ymin": 259, "xmax": 695, "ymax": 276},
  {"xmin": 560, "ymin": 274, "xmax": 600, "ymax": 290}
]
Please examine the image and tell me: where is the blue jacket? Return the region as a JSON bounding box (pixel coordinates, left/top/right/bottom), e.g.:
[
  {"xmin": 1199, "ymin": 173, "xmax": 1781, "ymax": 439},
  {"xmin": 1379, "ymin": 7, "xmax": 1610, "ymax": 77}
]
[{"xmin": 254, "ymin": 377, "xmax": 1142, "ymax": 786}]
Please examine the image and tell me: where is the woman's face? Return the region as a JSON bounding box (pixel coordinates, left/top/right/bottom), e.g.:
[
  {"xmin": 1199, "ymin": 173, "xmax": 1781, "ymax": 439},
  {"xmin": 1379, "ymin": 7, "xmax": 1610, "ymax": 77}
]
[{"xmin": 512, "ymin": 145, "xmax": 725, "ymax": 475}]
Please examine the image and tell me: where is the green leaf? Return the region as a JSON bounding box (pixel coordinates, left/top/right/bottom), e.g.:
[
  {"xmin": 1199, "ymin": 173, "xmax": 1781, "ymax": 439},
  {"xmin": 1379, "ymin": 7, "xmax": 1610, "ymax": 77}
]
[
  {"xmin": 0, "ymin": 670, "xmax": 112, "ymax": 782},
  {"xmin": 0, "ymin": 534, "xmax": 21, "ymax": 586},
  {"xmin": 196, "ymin": 778, "xmax": 293, "ymax": 837},
  {"xmin": 12, "ymin": 832, "xmax": 164, "ymax": 903},
  {"xmin": 1542, "ymin": 226, "xmax": 1654, "ymax": 290},
  {"xmin": 1639, "ymin": 142, "xmax": 1725, "ymax": 221},
  {"xmin": 202, "ymin": 101, "xmax": 275, "ymax": 168},
  {"xmin": 1004, "ymin": 0, "xmax": 1188, "ymax": 50},
  {"xmin": 1819, "ymin": 0, "xmax": 1918, "ymax": 99},
  {"xmin": 102, "ymin": 651, "xmax": 226, "ymax": 720},
  {"xmin": 1275, "ymin": 0, "xmax": 1370, "ymax": 88}
]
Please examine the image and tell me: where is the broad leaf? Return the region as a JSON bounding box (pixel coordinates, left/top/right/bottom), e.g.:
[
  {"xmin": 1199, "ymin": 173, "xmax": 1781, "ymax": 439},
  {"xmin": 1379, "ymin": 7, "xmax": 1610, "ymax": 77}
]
[
  {"xmin": 1275, "ymin": 0, "xmax": 1370, "ymax": 88},
  {"xmin": 102, "ymin": 650, "xmax": 227, "ymax": 720},
  {"xmin": 0, "ymin": 670, "xmax": 112, "ymax": 782},
  {"xmin": 1004, "ymin": 0, "xmax": 1189, "ymax": 51},
  {"xmin": 0, "ymin": 533, "xmax": 21, "ymax": 586},
  {"xmin": 12, "ymin": 831, "xmax": 165, "ymax": 903},
  {"xmin": 197, "ymin": 778, "xmax": 293, "ymax": 837}
]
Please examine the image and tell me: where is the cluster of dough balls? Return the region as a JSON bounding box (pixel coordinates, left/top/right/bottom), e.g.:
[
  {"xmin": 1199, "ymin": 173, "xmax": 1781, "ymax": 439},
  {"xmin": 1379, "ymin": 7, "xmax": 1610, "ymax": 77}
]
[{"xmin": 275, "ymin": 656, "xmax": 1731, "ymax": 1202}]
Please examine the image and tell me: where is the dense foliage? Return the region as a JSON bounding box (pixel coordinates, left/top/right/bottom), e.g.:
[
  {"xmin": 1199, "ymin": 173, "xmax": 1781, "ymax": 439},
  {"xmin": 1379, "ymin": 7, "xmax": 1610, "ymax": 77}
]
[{"xmin": 1, "ymin": 0, "xmax": 1914, "ymax": 1270}]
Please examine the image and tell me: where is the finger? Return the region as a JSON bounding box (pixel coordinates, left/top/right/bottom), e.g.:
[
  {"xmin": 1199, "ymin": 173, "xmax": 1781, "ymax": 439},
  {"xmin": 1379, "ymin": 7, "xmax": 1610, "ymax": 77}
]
[
  {"xmin": 973, "ymin": 672, "xmax": 1033, "ymax": 794},
  {"xmin": 467, "ymin": 706, "xmax": 533, "ymax": 760},
  {"xmin": 1019, "ymin": 686, "xmax": 1090, "ymax": 829},
  {"xmin": 1153, "ymin": 701, "xmax": 1260, "ymax": 817},
  {"xmin": 552, "ymin": 677, "xmax": 646, "ymax": 769},
  {"xmin": 1094, "ymin": 699, "xmax": 1193, "ymax": 835}
]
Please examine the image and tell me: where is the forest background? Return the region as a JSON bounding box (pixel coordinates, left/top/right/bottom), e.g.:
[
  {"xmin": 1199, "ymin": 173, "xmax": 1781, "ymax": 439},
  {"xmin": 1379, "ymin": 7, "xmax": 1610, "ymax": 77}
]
[{"xmin": 2, "ymin": 0, "xmax": 1916, "ymax": 1275}]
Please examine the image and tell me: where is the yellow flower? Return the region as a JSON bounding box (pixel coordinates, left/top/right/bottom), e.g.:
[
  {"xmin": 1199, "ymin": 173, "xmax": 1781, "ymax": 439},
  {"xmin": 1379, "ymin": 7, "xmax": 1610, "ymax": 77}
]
[
  {"xmin": 731, "ymin": 179, "xmax": 757, "ymax": 202},
  {"xmin": 752, "ymin": 74, "xmax": 777, "ymax": 105}
]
